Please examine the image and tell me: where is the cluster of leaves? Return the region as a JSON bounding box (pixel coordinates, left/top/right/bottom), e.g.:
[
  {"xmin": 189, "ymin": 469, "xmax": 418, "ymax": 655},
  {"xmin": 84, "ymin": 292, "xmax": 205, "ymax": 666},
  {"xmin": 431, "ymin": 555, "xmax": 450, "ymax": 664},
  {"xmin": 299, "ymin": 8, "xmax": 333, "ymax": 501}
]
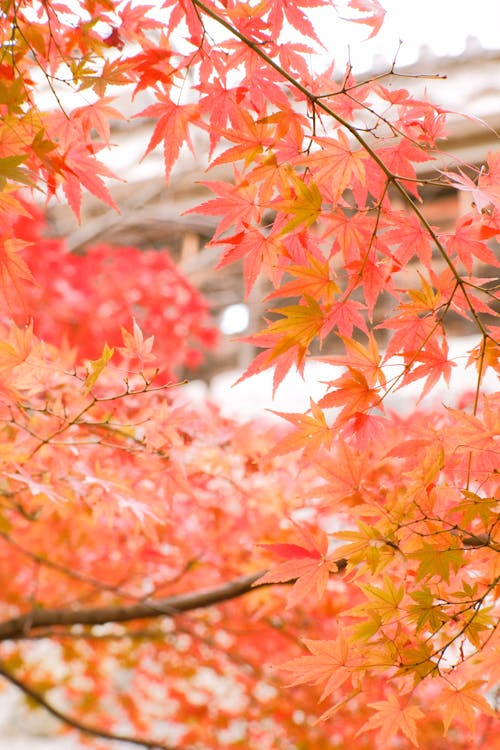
[
  {"xmin": 0, "ymin": 0, "xmax": 498, "ymax": 749},
  {"xmin": 0, "ymin": 325, "xmax": 495, "ymax": 749},
  {"xmin": 10, "ymin": 201, "xmax": 217, "ymax": 373}
]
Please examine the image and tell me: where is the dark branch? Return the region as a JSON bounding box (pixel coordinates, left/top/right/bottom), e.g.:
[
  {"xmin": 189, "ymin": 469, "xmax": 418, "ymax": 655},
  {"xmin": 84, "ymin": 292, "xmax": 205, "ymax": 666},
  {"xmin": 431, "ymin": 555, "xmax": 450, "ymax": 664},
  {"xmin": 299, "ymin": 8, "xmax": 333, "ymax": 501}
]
[
  {"xmin": 0, "ymin": 562, "xmax": 347, "ymax": 642},
  {"xmin": 0, "ymin": 570, "xmax": 267, "ymax": 641},
  {"xmin": 0, "ymin": 661, "xmax": 176, "ymax": 750}
]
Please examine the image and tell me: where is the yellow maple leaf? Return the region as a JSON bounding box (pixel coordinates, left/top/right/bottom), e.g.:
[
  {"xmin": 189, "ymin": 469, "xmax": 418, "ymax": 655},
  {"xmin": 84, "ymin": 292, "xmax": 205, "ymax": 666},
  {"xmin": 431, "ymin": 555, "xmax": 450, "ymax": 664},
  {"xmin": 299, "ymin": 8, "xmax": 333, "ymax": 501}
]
[{"xmin": 82, "ymin": 343, "xmax": 114, "ymax": 395}]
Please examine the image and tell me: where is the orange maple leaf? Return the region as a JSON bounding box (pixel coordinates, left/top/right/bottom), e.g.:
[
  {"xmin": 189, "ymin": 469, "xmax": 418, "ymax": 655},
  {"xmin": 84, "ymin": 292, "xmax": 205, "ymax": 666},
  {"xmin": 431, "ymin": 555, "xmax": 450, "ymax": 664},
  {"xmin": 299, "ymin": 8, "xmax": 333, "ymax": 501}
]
[
  {"xmin": 440, "ymin": 680, "xmax": 497, "ymax": 734},
  {"xmin": 316, "ymin": 333, "xmax": 386, "ymax": 388},
  {"xmin": 318, "ymin": 368, "xmax": 381, "ymax": 422},
  {"xmin": 118, "ymin": 318, "xmax": 156, "ymax": 364},
  {"xmin": 209, "ymin": 108, "xmax": 274, "ymax": 169},
  {"xmin": 259, "ymin": 296, "xmax": 325, "ymax": 366},
  {"xmin": 358, "ymin": 692, "xmax": 424, "ymax": 747},
  {"xmin": 279, "ymin": 632, "xmax": 352, "ymax": 699},
  {"xmin": 71, "ymin": 98, "xmax": 125, "ymax": 143},
  {"xmin": 301, "ymin": 131, "xmax": 367, "ymax": 201},
  {"xmin": 266, "ymin": 253, "xmax": 339, "ymax": 305},
  {"xmin": 0, "ymin": 238, "xmax": 36, "ymax": 306},
  {"xmin": 269, "ymin": 398, "xmax": 332, "ymax": 458}
]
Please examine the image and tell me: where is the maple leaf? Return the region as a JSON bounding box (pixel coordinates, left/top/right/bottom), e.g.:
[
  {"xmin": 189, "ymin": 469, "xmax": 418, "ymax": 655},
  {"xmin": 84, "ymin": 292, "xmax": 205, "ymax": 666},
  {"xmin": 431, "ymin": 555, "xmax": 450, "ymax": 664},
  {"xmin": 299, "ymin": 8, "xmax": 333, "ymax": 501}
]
[
  {"xmin": 269, "ymin": 398, "xmax": 332, "ymax": 458},
  {"xmin": 317, "ymin": 333, "xmax": 386, "ymax": 388},
  {"xmin": 467, "ymin": 338, "xmax": 500, "ymax": 381},
  {"xmin": 266, "ymin": 253, "xmax": 339, "ymax": 305},
  {"xmin": 70, "ymin": 98, "xmax": 125, "ymax": 143},
  {"xmin": 384, "ymin": 211, "xmax": 434, "ymax": 268},
  {"xmin": 256, "ymin": 525, "xmax": 339, "ymax": 608},
  {"xmin": 0, "ymin": 238, "xmax": 36, "ymax": 306},
  {"xmin": 272, "ymin": 174, "xmax": 323, "ymax": 236},
  {"xmin": 408, "ymin": 587, "xmax": 447, "ymax": 633},
  {"xmin": 399, "ymin": 336, "xmax": 456, "ymax": 401},
  {"xmin": 346, "ymin": 254, "xmax": 395, "ymax": 320},
  {"xmin": 442, "ymin": 167, "xmax": 500, "ymax": 213},
  {"xmin": 198, "ymin": 79, "xmax": 249, "ymax": 155},
  {"xmin": 320, "ymin": 298, "xmax": 368, "ymax": 338},
  {"xmin": 279, "ymin": 633, "xmax": 352, "ymax": 699},
  {"xmin": 410, "ymin": 542, "xmax": 464, "ymax": 584},
  {"xmin": 163, "ymin": 0, "xmax": 204, "ymax": 40},
  {"xmin": 374, "ymin": 138, "xmax": 430, "ymax": 197},
  {"xmin": 444, "ymin": 215, "xmax": 499, "ymax": 273},
  {"xmin": 187, "ymin": 178, "xmax": 261, "ymax": 239},
  {"xmin": 82, "ymin": 343, "xmax": 114, "ymax": 395},
  {"xmin": 440, "ymin": 680, "xmax": 497, "ymax": 734},
  {"xmin": 380, "ymin": 308, "xmax": 436, "ymax": 362},
  {"xmin": 116, "ymin": 1, "xmax": 163, "ymax": 42},
  {"xmin": 345, "ymin": 0, "xmax": 386, "ymax": 39},
  {"xmin": 118, "ymin": 318, "xmax": 156, "ymax": 364},
  {"xmin": 234, "ymin": 331, "xmax": 305, "ymax": 392},
  {"xmin": 332, "ymin": 522, "xmax": 391, "ymax": 573},
  {"xmin": 301, "ymin": 132, "xmax": 367, "ymax": 201},
  {"xmin": 59, "ymin": 142, "xmax": 119, "ymax": 220},
  {"xmin": 357, "ymin": 575, "xmax": 405, "ymax": 622},
  {"xmin": 266, "ymin": 0, "xmax": 325, "ymax": 44},
  {"xmin": 318, "ymin": 368, "xmax": 381, "ymax": 423},
  {"xmin": 323, "ymin": 209, "xmax": 375, "ymax": 264},
  {"xmin": 86, "ymin": 58, "xmax": 132, "ymax": 97},
  {"xmin": 209, "ymin": 108, "xmax": 274, "ymax": 169},
  {"xmin": 358, "ymin": 692, "xmax": 424, "ymax": 747},
  {"xmin": 260, "ymin": 296, "xmax": 325, "ymax": 366},
  {"xmin": 126, "ymin": 45, "xmax": 176, "ymax": 96},
  {"xmin": 213, "ymin": 226, "xmax": 286, "ymax": 296},
  {"xmin": 136, "ymin": 97, "xmax": 199, "ymax": 181}
]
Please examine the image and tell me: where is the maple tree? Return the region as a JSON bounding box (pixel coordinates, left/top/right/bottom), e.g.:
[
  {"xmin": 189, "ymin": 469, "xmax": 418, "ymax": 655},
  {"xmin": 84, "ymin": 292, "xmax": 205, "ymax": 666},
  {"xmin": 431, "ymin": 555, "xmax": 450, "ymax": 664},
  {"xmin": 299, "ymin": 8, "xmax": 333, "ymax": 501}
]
[{"xmin": 0, "ymin": 0, "xmax": 499, "ymax": 749}]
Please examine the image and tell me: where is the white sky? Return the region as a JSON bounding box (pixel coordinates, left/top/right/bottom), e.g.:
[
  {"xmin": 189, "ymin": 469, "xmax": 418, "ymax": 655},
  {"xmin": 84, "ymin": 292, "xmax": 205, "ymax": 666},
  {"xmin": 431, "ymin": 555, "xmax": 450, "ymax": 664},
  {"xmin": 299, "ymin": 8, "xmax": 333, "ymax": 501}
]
[{"xmin": 320, "ymin": 0, "xmax": 500, "ymax": 71}]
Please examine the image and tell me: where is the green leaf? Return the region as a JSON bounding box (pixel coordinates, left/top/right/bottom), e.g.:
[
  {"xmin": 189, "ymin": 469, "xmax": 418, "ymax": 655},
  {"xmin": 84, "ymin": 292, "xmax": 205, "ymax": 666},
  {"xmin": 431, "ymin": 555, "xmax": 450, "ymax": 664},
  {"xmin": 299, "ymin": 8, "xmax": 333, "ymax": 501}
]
[
  {"xmin": 410, "ymin": 543, "xmax": 464, "ymax": 584},
  {"xmin": 0, "ymin": 155, "xmax": 33, "ymax": 190},
  {"xmin": 408, "ymin": 588, "xmax": 447, "ymax": 632}
]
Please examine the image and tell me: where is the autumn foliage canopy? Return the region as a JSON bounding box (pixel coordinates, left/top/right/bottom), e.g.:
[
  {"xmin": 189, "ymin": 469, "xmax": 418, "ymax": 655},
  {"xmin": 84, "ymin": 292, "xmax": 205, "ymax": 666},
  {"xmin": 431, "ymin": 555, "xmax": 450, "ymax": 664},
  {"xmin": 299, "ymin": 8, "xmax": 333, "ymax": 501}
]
[{"xmin": 0, "ymin": 0, "xmax": 499, "ymax": 748}]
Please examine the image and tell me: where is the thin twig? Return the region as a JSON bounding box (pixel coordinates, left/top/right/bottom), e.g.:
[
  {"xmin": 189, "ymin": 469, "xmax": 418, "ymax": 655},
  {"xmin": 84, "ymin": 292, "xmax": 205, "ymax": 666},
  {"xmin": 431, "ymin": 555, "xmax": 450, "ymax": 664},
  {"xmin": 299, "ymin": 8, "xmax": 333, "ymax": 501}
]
[{"xmin": 0, "ymin": 660, "xmax": 176, "ymax": 750}]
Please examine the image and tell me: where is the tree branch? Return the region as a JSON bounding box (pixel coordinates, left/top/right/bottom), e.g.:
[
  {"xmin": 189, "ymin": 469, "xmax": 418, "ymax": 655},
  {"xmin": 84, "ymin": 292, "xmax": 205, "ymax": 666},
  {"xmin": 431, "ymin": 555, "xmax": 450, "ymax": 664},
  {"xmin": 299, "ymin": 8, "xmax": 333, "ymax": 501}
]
[
  {"xmin": 0, "ymin": 562, "xmax": 347, "ymax": 642},
  {"xmin": 0, "ymin": 660, "xmax": 176, "ymax": 750},
  {"xmin": 0, "ymin": 570, "xmax": 267, "ymax": 641}
]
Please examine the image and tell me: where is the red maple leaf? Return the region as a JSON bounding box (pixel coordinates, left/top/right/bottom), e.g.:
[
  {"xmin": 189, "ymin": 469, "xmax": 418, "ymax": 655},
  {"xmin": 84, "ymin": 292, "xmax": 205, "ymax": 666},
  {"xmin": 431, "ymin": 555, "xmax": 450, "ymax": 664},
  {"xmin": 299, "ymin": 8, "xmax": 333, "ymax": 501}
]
[
  {"xmin": 399, "ymin": 336, "xmax": 456, "ymax": 400},
  {"xmin": 256, "ymin": 525, "xmax": 339, "ymax": 608},
  {"xmin": 136, "ymin": 97, "xmax": 199, "ymax": 181}
]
